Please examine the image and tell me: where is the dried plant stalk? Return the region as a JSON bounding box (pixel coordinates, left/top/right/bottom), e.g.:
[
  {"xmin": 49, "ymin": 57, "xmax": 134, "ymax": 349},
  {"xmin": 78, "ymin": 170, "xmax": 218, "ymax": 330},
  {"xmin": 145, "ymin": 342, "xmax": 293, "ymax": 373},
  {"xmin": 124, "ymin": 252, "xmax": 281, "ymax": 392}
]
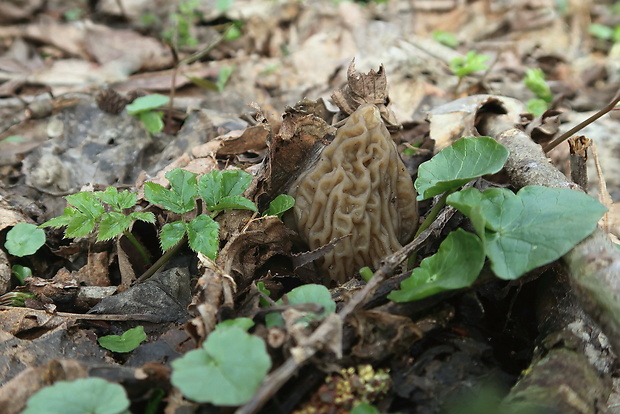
[{"xmin": 289, "ymin": 104, "xmax": 418, "ymax": 284}]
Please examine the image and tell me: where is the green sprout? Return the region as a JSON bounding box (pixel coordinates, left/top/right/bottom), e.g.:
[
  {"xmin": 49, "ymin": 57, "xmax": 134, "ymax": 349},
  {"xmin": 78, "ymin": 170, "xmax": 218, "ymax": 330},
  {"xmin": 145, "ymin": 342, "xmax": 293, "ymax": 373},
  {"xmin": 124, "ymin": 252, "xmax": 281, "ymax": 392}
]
[
  {"xmin": 126, "ymin": 94, "xmax": 170, "ymax": 134},
  {"xmin": 449, "ymin": 51, "xmax": 490, "ymax": 94},
  {"xmin": 523, "ymin": 68, "xmax": 553, "ymax": 116}
]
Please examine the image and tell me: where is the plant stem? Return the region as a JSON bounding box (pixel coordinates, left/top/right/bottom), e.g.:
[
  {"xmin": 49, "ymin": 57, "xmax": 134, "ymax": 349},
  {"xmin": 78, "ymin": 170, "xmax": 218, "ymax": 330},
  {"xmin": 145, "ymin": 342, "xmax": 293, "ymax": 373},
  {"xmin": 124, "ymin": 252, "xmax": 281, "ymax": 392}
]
[
  {"xmin": 415, "ymin": 192, "xmax": 449, "ymax": 238},
  {"xmin": 134, "ymin": 236, "xmax": 187, "ymax": 284},
  {"xmin": 123, "ymin": 230, "xmax": 152, "ymax": 265}
]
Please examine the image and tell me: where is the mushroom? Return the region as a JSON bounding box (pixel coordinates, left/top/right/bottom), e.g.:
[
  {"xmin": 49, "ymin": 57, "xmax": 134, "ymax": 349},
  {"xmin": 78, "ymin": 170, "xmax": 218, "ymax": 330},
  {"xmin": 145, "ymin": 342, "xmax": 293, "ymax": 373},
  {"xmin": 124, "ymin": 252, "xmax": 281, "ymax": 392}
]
[{"xmin": 289, "ymin": 104, "xmax": 418, "ymax": 284}]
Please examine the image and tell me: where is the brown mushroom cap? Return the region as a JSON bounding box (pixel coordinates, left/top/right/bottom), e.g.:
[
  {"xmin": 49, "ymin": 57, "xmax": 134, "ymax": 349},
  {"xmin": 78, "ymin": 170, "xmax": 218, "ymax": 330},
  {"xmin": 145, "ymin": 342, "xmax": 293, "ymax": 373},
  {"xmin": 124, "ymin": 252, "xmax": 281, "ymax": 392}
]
[{"xmin": 289, "ymin": 104, "xmax": 418, "ymax": 284}]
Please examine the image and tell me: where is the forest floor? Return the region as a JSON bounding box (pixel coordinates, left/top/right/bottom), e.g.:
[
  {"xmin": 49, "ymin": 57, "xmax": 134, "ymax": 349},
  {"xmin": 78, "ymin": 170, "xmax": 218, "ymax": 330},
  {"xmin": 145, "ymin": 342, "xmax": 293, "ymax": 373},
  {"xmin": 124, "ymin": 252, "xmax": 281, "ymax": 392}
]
[{"xmin": 1, "ymin": 1, "xmax": 620, "ymax": 413}]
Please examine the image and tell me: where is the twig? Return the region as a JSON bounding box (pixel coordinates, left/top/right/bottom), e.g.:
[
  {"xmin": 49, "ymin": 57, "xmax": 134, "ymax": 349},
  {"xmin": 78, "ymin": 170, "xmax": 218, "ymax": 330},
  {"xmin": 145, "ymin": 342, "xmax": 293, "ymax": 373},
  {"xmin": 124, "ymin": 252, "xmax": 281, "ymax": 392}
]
[
  {"xmin": 543, "ymin": 89, "xmax": 620, "ymax": 152},
  {"xmin": 0, "ymin": 306, "xmax": 162, "ymax": 322}
]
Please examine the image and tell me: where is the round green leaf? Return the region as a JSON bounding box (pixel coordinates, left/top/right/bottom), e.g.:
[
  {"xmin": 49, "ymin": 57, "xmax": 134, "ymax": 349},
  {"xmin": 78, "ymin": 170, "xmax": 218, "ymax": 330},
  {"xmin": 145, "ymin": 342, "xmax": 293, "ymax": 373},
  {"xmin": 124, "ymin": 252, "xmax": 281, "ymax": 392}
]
[
  {"xmin": 22, "ymin": 377, "xmax": 130, "ymax": 414},
  {"xmin": 415, "ymin": 136, "xmax": 509, "ymax": 200},
  {"xmin": 447, "ymin": 186, "xmax": 607, "ymax": 280},
  {"xmin": 171, "ymin": 328, "xmax": 271, "ymax": 406},
  {"xmin": 98, "ymin": 326, "xmax": 147, "ymax": 353},
  {"xmin": 388, "ymin": 229, "xmax": 484, "ymax": 302},
  {"xmin": 265, "ymin": 284, "xmax": 336, "ymax": 327},
  {"xmin": 5, "ymin": 223, "xmax": 46, "ymax": 257},
  {"xmin": 126, "ymin": 94, "xmax": 170, "ymax": 115}
]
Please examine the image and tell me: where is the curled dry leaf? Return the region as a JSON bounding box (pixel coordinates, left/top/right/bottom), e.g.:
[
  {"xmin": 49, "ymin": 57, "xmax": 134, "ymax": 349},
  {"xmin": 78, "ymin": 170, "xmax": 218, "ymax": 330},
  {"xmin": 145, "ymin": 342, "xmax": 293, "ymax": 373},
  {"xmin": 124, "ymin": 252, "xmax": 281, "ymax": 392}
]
[{"xmin": 289, "ymin": 104, "xmax": 418, "ymax": 284}]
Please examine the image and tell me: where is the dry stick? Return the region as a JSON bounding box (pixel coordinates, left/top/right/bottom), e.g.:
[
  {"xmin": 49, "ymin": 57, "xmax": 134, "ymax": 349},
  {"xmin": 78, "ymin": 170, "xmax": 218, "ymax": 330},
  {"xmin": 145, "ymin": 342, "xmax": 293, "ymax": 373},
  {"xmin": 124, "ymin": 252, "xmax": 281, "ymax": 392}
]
[
  {"xmin": 543, "ymin": 89, "xmax": 620, "ymax": 153},
  {"xmin": 235, "ymin": 206, "xmax": 454, "ymax": 414},
  {"xmin": 479, "ymin": 114, "xmax": 620, "ymax": 352},
  {"xmin": 0, "ymin": 306, "xmax": 162, "ymax": 322}
]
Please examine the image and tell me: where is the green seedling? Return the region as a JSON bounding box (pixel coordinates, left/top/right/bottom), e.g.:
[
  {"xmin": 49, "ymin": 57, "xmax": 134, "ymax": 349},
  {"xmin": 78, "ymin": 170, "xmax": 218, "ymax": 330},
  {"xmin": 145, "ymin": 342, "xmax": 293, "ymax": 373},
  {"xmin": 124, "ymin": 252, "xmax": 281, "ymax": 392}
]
[
  {"xmin": 523, "ymin": 68, "xmax": 553, "ymax": 116},
  {"xmin": 0, "ymin": 291, "xmax": 36, "ymax": 307},
  {"xmin": 589, "ymin": 23, "xmax": 620, "ymax": 43},
  {"xmin": 265, "ymin": 284, "xmax": 336, "ymax": 328},
  {"xmin": 145, "ymin": 168, "xmax": 257, "ymax": 260},
  {"xmin": 257, "ymin": 281, "xmax": 272, "ymax": 306},
  {"xmin": 22, "ymin": 377, "xmax": 130, "ymax": 414},
  {"xmin": 432, "ymin": 30, "xmax": 458, "ymax": 48},
  {"xmin": 41, "ymin": 186, "xmax": 155, "ymax": 264},
  {"xmin": 126, "ymin": 94, "xmax": 170, "ymax": 133},
  {"xmin": 450, "ymin": 51, "xmax": 490, "ymax": 93},
  {"xmin": 162, "ymin": 0, "xmax": 202, "ymax": 49},
  {"xmin": 12, "ymin": 265, "xmax": 32, "ymax": 284},
  {"xmin": 171, "ymin": 326, "xmax": 271, "ymax": 406},
  {"xmin": 5, "ymin": 223, "xmax": 46, "ymax": 257},
  {"xmin": 98, "ymin": 326, "xmax": 147, "ymax": 353},
  {"xmin": 263, "ymin": 194, "xmax": 295, "ymax": 219}
]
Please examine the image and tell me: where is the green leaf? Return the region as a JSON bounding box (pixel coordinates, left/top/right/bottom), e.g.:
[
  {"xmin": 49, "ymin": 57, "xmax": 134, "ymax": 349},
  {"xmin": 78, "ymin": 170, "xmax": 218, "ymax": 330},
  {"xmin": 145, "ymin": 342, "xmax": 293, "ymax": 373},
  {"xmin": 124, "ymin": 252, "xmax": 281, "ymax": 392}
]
[
  {"xmin": 126, "ymin": 94, "xmax": 170, "ymax": 115},
  {"xmin": 216, "ymin": 317, "xmax": 255, "ymax": 331},
  {"xmin": 144, "ymin": 169, "xmax": 198, "ymax": 214},
  {"xmin": 257, "ymin": 281, "xmax": 271, "ymax": 307},
  {"xmin": 216, "ymin": 66, "xmax": 234, "ymax": 91},
  {"xmin": 0, "ymin": 135, "xmax": 24, "ymax": 144},
  {"xmin": 449, "ymin": 51, "xmax": 489, "ymax": 78},
  {"xmin": 211, "ymin": 196, "xmax": 257, "ymax": 213},
  {"xmin": 22, "ymin": 377, "xmax": 130, "ymax": 414},
  {"xmin": 351, "ymin": 403, "xmax": 381, "ymax": 414},
  {"xmin": 5, "ymin": 223, "xmax": 46, "ymax": 257},
  {"xmin": 527, "ymin": 98, "xmax": 549, "ymax": 117},
  {"xmin": 266, "ymin": 284, "xmax": 336, "ymax": 328},
  {"xmin": 523, "ymin": 68, "xmax": 552, "ymax": 103},
  {"xmin": 12, "ymin": 265, "xmax": 32, "ymax": 284},
  {"xmin": 98, "ymin": 326, "xmax": 147, "ymax": 353},
  {"xmin": 186, "ymin": 215, "xmax": 220, "ymax": 259},
  {"xmin": 263, "ymin": 194, "xmax": 295, "ymax": 218},
  {"xmin": 139, "ymin": 111, "xmax": 165, "ymax": 134},
  {"xmin": 197, "ymin": 169, "xmax": 253, "ymax": 210},
  {"xmin": 129, "ymin": 211, "xmax": 156, "ymax": 224},
  {"xmin": 94, "ymin": 187, "xmax": 137, "ymax": 211},
  {"xmin": 160, "ymin": 221, "xmax": 188, "ymax": 252},
  {"xmin": 40, "ymin": 207, "xmax": 76, "ymax": 229},
  {"xmin": 215, "ymin": 0, "xmax": 234, "ymax": 12},
  {"xmin": 432, "ymin": 30, "xmax": 458, "ymax": 48},
  {"xmin": 388, "ymin": 229, "xmax": 484, "ymax": 302},
  {"xmin": 221, "ymin": 170, "xmax": 253, "ymax": 197},
  {"xmin": 97, "ymin": 212, "xmax": 132, "ymax": 241},
  {"xmin": 66, "ymin": 192, "xmax": 106, "ymax": 218},
  {"xmin": 447, "ymin": 186, "xmax": 607, "ymax": 280},
  {"xmin": 415, "ymin": 136, "xmax": 509, "ymax": 200},
  {"xmin": 589, "ymin": 23, "xmax": 614, "ymax": 40},
  {"xmin": 359, "ymin": 266, "xmax": 374, "ymax": 282},
  {"xmin": 171, "ymin": 328, "xmax": 271, "ymax": 406}
]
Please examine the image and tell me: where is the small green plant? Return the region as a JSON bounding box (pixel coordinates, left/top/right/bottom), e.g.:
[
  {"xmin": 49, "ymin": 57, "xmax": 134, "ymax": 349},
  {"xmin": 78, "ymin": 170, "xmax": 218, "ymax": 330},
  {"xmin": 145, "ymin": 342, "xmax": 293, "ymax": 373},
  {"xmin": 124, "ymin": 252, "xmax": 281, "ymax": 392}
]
[
  {"xmin": 589, "ymin": 23, "xmax": 620, "ymax": 43},
  {"xmin": 388, "ymin": 136, "xmax": 607, "ymax": 302},
  {"xmin": 41, "ymin": 186, "xmax": 155, "ymax": 264},
  {"xmin": 63, "ymin": 7, "xmax": 83, "ymax": 21},
  {"xmin": 449, "ymin": 51, "xmax": 489, "ymax": 93},
  {"xmin": 171, "ymin": 325, "xmax": 271, "ymax": 406},
  {"xmin": 432, "ymin": 30, "xmax": 458, "ymax": 48},
  {"xmin": 98, "ymin": 326, "xmax": 147, "ymax": 353},
  {"xmin": 523, "ymin": 68, "xmax": 553, "ymax": 116},
  {"xmin": 126, "ymin": 94, "xmax": 170, "ymax": 134},
  {"xmin": 162, "ymin": 0, "xmax": 202, "ymax": 49},
  {"xmin": 5, "ymin": 223, "xmax": 46, "ymax": 257},
  {"xmin": 263, "ymin": 194, "xmax": 295, "ymax": 218},
  {"xmin": 11, "ymin": 265, "xmax": 32, "ymax": 284},
  {"xmin": 22, "ymin": 377, "xmax": 130, "ymax": 414},
  {"xmin": 265, "ymin": 284, "xmax": 336, "ymax": 327},
  {"xmin": 0, "ymin": 291, "xmax": 36, "ymax": 306}
]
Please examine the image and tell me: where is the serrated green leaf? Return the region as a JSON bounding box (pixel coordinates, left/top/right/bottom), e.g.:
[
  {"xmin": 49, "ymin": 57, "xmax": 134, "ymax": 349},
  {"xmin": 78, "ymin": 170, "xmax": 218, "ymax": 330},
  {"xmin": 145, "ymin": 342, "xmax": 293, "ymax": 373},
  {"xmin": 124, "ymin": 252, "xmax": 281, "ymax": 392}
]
[
  {"xmin": 221, "ymin": 170, "xmax": 252, "ymax": 197},
  {"xmin": 145, "ymin": 169, "xmax": 197, "ymax": 214},
  {"xmin": 22, "ymin": 377, "xmax": 130, "ymax": 414},
  {"xmin": 126, "ymin": 94, "xmax": 170, "ymax": 115},
  {"xmin": 129, "ymin": 211, "xmax": 156, "ymax": 224},
  {"xmin": 212, "ymin": 196, "xmax": 257, "ymax": 213},
  {"xmin": 98, "ymin": 326, "xmax": 147, "ymax": 353},
  {"xmin": 447, "ymin": 186, "xmax": 607, "ymax": 280},
  {"xmin": 139, "ymin": 111, "xmax": 164, "ymax": 134},
  {"xmin": 523, "ymin": 68, "xmax": 552, "ymax": 103},
  {"xmin": 263, "ymin": 194, "xmax": 295, "ymax": 218},
  {"xmin": 197, "ymin": 170, "xmax": 223, "ymax": 207},
  {"xmin": 265, "ymin": 284, "xmax": 336, "ymax": 328},
  {"xmin": 415, "ymin": 137, "xmax": 509, "ymax": 200},
  {"xmin": 160, "ymin": 221, "xmax": 188, "ymax": 251},
  {"xmin": 215, "ymin": 317, "xmax": 255, "ymax": 331},
  {"xmin": 388, "ymin": 229, "xmax": 484, "ymax": 302},
  {"xmin": 65, "ymin": 214, "xmax": 97, "ymax": 238},
  {"xmin": 97, "ymin": 212, "xmax": 132, "ymax": 241},
  {"xmin": 5, "ymin": 223, "xmax": 46, "ymax": 257},
  {"xmin": 186, "ymin": 215, "xmax": 219, "ymax": 260},
  {"xmin": 171, "ymin": 328, "xmax": 271, "ymax": 405},
  {"xmin": 66, "ymin": 192, "xmax": 105, "ymax": 218},
  {"xmin": 95, "ymin": 187, "xmax": 137, "ymax": 211},
  {"xmin": 40, "ymin": 207, "xmax": 78, "ymax": 229}
]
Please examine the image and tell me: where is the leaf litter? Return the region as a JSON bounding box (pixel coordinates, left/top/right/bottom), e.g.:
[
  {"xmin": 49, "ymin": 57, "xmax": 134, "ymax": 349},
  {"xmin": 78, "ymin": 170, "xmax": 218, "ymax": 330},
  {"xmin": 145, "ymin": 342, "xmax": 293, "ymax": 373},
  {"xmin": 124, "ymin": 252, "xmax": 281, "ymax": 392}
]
[{"xmin": 0, "ymin": 1, "xmax": 620, "ymax": 413}]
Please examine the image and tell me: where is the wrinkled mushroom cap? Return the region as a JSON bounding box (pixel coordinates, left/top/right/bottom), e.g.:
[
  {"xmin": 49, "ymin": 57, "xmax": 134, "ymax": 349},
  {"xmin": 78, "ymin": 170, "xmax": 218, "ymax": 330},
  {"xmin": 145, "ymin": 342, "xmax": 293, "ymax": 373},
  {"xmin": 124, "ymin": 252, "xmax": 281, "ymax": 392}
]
[{"xmin": 290, "ymin": 104, "xmax": 418, "ymax": 284}]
